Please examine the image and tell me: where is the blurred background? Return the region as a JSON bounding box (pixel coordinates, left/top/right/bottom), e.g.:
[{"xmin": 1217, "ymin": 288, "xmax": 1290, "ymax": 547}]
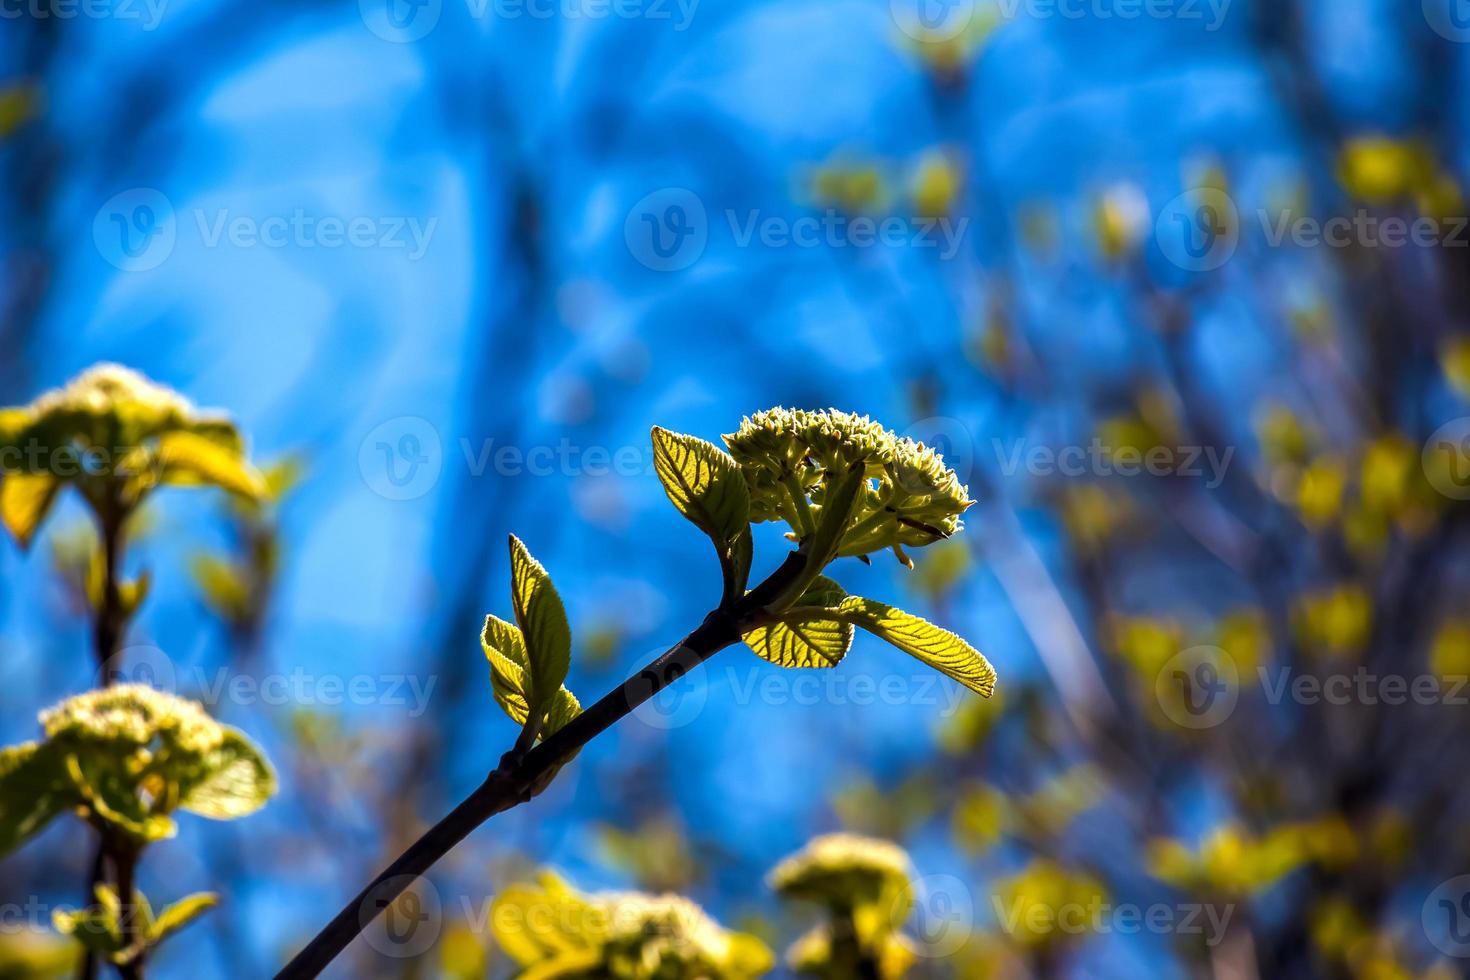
[{"xmin": 5, "ymin": 0, "xmax": 1470, "ymax": 976}]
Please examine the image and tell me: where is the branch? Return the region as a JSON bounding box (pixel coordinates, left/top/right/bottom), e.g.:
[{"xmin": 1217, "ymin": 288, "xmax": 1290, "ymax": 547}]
[{"xmin": 276, "ymin": 550, "xmax": 810, "ymax": 978}]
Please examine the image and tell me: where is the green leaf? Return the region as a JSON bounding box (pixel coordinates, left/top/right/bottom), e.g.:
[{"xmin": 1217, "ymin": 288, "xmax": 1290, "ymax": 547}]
[
  {"xmin": 482, "ymin": 614, "xmax": 532, "ymax": 723},
  {"xmin": 63, "ymin": 752, "xmax": 176, "ymax": 842},
  {"xmin": 53, "ymin": 886, "xmax": 126, "ymax": 960},
  {"xmin": 745, "ymin": 577, "xmax": 854, "ymax": 669},
  {"xmin": 805, "ymin": 461, "xmax": 866, "ymax": 569},
  {"xmin": 481, "ymin": 616, "xmax": 583, "ymax": 741},
  {"xmin": 726, "ymin": 525, "xmax": 754, "ymax": 605},
  {"xmin": 0, "ymin": 740, "xmax": 74, "ymax": 855},
  {"xmin": 509, "ymin": 536, "xmax": 572, "ymax": 717},
  {"xmin": 651, "ymin": 427, "xmax": 752, "ymax": 598},
  {"xmin": 153, "ymin": 431, "xmax": 266, "ymax": 500},
  {"xmin": 147, "ymin": 893, "xmax": 218, "ymax": 947},
  {"xmin": 836, "ymin": 597, "xmax": 996, "ymax": 697},
  {"xmin": 175, "ymin": 729, "xmax": 277, "ymax": 820},
  {"xmin": 118, "ymin": 569, "xmax": 152, "ymax": 621},
  {"xmin": 651, "ymin": 427, "xmax": 750, "ymax": 546},
  {"xmin": 0, "ymin": 473, "xmax": 63, "ymax": 549}
]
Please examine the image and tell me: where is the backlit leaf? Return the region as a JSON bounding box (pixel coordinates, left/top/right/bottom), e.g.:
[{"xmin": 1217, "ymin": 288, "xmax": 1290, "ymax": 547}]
[
  {"xmin": 0, "ymin": 473, "xmax": 62, "ymax": 549},
  {"xmin": 837, "ymin": 597, "xmax": 996, "ymax": 697},
  {"xmin": 154, "ymin": 431, "xmax": 266, "ymax": 500},
  {"xmin": 651, "ymin": 427, "xmax": 750, "ymax": 548},
  {"xmin": 0, "ymin": 740, "xmax": 73, "ymax": 855},
  {"xmin": 509, "ymin": 536, "xmax": 572, "ymax": 718},
  {"xmin": 745, "ymin": 577, "xmax": 854, "ymax": 669},
  {"xmin": 147, "ymin": 893, "xmax": 218, "ymax": 947},
  {"xmin": 176, "ymin": 729, "xmax": 277, "ymax": 819}
]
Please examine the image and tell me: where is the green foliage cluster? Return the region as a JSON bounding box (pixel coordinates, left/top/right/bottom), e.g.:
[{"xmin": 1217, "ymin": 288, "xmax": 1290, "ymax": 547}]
[
  {"xmin": 480, "ymin": 410, "xmax": 994, "ymax": 747},
  {"xmin": 768, "ymin": 833, "xmax": 918, "ymax": 979},
  {"xmin": 489, "ymin": 871, "xmax": 773, "ymax": 980},
  {"xmin": 0, "ymin": 363, "xmax": 264, "ymax": 548},
  {"xmin": 0, "ymin": 366, "xmax": 277, "ymax": 977},
  {"xmin": 488, "ymin": 834, "xmax": 928, "ymax": 980},
  {"xmin": 0, "ymin": 685, "xmax": 274, "ymax": 852}
]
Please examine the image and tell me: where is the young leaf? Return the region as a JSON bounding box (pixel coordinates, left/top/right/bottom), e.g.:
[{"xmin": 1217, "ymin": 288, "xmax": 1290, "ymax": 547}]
[
  {"xmin": 0, "ymin": 473, "xmax": 62, "ymax": 549},
  {"xmin": 651, "ymin": 427, "xmax": 750, "ymax": 545},
  {"xmin": 482, "ymin": 616, "xmax": 583, "ymax": 741},
  {"xmin": 745, "ymin": 577, "xmax": 854, "ymax": 669},
  {"xmin": 509, "ymin": 536, "xmax": 573, "ymax": 716},
  {"xmin": 651, "ymin": 427, "xmax": 752, "ymax": 596},
  {"xmin": 153, "ymin": 431, "xmax": 267, "ymax": 500},
  {"xmin": 801, "ymin": 461, "xmax": 865, "ymax": 577},
  {"xmin": 175, "ymin": 729, "xmax": 277, "ymax": 819},
  {"xmin": 482, "ymin": 614, "xmax": 532, "ymax": 723},
  {"xmin": 147, "ymin": 893, "xmax": 218, "ymax": 948},
  {"xmin": 0, "ymin": 740, "xmax": 73, "ymax": 855},
  {"xmin": 837, "ymin": 597, "xmax": 996, "ymax": 697}
]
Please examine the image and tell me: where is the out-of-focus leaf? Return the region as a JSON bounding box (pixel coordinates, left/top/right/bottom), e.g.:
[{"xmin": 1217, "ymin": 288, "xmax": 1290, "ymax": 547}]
[
  {"xmin": 146, "ymin": 893, "xmax": 217, "ymax": 947},
  {"xmin": 0, "ymin": 741, "xmax": 73, "ymax": 855},
  {"xmin": 176, "ymin": 729, "xmax": 277, "ymax": 819},
  {"xmin": 0, "ymin": 473, "xmax": 62, "ymax": 549},
  {"xmin": 153, "ymin": 431, "xmax": 266, "ymax": 500}
]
